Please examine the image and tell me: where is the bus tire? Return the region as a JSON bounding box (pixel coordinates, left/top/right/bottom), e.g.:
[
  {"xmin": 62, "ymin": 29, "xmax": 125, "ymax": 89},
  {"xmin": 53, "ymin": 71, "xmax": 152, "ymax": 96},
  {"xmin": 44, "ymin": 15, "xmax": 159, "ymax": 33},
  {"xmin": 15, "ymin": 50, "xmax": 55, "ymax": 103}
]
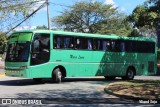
[
  {"xmin": 52, "ymin": 68, "xmax": 62, "ymax": 83},
  {"xmin": 122, "ymin": 67, "xmax": 135, "ymax": 80},
  {"xmin": 104, "ymin": 76, "xmax": 116, "ymax": 80}
]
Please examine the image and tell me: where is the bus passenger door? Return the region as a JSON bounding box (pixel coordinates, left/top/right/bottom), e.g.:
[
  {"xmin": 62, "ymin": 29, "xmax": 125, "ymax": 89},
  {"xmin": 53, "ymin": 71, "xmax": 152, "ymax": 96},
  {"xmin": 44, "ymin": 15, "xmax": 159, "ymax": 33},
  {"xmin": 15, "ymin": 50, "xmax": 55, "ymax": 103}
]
[{"xmin": 31, "ymin": 33, "xmax": 50, "ymax": 65}]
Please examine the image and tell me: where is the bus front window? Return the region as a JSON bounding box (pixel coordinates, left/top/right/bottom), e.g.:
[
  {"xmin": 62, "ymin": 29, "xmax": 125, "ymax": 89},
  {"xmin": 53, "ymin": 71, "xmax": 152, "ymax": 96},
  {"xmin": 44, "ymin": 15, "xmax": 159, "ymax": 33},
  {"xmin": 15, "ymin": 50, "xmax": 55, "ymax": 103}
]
[{"xmin": 6, "ymin": 42, "xmax": 30, "ymax": 62}]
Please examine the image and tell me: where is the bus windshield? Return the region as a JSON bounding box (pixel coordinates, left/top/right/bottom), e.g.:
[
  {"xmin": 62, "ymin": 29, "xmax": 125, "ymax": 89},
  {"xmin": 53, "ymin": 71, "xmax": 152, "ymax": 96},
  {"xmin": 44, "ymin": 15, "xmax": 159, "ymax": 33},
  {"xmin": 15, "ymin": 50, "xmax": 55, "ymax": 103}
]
[{"xmin": 6, "ymin": 42, "xmax": 30, "ymax": 62}]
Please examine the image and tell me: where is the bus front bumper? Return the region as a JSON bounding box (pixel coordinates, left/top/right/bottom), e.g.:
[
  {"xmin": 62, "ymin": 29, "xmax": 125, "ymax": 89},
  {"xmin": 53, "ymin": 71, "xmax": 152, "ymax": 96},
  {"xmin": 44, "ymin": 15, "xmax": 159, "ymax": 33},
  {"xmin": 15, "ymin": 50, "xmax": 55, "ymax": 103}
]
[{"xmin": 5, "ymin": 69, "xmax": 30, "ymax": 78}]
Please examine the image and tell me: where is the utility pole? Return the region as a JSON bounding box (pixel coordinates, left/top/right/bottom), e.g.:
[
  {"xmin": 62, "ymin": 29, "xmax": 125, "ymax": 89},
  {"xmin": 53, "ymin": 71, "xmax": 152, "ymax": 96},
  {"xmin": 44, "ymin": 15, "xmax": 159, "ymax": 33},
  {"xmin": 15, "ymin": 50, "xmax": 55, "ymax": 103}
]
[{"xmin": 47, "ymin": 0, "xmax": 50, "ymax": 30}]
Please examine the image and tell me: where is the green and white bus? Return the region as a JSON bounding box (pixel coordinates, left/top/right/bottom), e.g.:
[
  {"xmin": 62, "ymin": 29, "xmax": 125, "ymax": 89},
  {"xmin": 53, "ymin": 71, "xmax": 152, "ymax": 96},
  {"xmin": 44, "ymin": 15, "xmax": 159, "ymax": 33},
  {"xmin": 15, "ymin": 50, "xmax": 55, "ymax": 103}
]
[{"xmin": 4, "ymin": 30, "xmax": 157, "ymax": 82}]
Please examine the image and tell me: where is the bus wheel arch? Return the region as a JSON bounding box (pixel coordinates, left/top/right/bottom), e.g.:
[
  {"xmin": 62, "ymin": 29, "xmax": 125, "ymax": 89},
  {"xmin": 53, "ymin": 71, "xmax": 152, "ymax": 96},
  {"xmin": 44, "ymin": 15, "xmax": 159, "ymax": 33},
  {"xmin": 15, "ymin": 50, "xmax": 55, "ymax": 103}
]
[
  {"xmin": 52, "ymin": 65, "xmax": 66, "ymax": 83},
  {"xmin": 122, "ymin": 66, "xmax": 136, "ymax": 80}
]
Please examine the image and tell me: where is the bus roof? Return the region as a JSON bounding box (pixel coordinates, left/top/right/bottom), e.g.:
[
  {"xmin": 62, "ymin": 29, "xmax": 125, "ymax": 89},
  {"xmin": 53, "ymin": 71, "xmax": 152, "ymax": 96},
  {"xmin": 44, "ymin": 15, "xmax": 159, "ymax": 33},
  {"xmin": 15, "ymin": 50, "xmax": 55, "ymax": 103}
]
[{"xmin": 12, "ymin": 29, "xmax": 156, "ymax": 42}]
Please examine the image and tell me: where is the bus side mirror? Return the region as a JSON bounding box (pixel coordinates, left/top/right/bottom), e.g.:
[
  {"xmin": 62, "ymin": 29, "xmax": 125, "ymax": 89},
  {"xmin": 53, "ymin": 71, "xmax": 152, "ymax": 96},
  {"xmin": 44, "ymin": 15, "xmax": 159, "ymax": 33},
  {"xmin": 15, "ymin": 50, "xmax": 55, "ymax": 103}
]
[
  {"xmin": 32, "ymin": 40, "xmax": 40, "ymax": 53},
  {"xmin": 0, "ymin": 44, "xmax": 6, "ymax": 54}
]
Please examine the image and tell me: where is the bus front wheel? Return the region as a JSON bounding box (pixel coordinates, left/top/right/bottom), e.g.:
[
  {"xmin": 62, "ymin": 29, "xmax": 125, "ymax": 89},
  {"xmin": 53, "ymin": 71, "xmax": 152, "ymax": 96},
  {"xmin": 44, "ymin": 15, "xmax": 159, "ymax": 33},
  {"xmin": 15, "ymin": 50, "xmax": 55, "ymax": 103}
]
[
  {"xmin": 52, "ymin": 68, "xmax": 62, "ymax": 83},
  {"xmin": 122, "ymin": 68, "xmax": 135, "ymax": 80}
]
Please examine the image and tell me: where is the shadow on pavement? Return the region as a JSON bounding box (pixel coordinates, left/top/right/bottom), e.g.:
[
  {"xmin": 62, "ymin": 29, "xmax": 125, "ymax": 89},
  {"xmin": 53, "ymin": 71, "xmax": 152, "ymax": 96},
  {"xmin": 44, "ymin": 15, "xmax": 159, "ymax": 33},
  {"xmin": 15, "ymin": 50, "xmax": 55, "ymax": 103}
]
[
  {"xmin": 0, "ymin": 79, "xmax": 45, "ymax": 86},
  {"xmin": 0, "ymin": 77, "xmax": 122, "ymax": 86}
]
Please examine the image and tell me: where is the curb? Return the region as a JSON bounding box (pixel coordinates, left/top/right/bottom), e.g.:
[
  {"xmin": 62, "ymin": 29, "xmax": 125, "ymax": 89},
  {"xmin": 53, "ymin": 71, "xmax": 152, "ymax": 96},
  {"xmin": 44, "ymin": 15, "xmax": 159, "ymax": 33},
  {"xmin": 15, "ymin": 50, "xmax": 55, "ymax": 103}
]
[{"xmin": 104, "ymin": 87, "xmax": 159, "ymax": 100}]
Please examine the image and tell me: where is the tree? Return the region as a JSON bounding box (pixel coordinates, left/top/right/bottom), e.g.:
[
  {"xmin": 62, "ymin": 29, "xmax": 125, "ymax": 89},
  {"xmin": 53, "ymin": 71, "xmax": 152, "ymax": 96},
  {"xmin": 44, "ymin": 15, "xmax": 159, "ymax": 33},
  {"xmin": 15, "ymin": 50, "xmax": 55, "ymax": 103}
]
[
  {"xmin": 127, "ymin": 0, "xmax": 160, "ymax": 37},
  {"xmin": 128, "ymin": 0, "xmax": 160, "ymax": 30},
  {"xmin": 144, "ymin": 0, "xmax": 160, "ymax": 29},
  {"xmin": 128, "ymin": 5, "xmax": 158, "ymax": 30},
  {"xmin": 0, "ymin": 0, "xmax": 45, "ymax": 31},
  {"xmin": 95, "ymin": 14, "xmax": 132, "ymax": 36},
  {"xmin": 36, "ymin": 25, "xmax": 48, "ymax": 30},
  {"xmin": 0, "ymin": 32, "xmax": 7, "ymax": 46},
  {"xmin": 52, "ymin": 1, "xmax": 132, "ymax": 36}
]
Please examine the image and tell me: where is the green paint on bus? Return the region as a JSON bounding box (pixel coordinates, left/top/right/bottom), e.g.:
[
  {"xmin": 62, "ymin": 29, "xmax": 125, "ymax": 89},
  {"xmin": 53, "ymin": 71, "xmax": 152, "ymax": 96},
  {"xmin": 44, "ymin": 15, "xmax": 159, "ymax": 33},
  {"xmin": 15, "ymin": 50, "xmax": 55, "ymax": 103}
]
[{"xmin": 5, "ymin": 30, "xmax": 157, "ymax": 81}]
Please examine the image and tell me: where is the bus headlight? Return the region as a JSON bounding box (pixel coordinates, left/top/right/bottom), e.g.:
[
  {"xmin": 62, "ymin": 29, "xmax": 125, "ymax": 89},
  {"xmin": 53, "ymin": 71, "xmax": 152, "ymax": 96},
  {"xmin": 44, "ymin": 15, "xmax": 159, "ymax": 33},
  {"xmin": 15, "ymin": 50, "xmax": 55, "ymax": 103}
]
[{"xmin": 20, "ymin": 66, "xmax": 28, "ymax": 69}]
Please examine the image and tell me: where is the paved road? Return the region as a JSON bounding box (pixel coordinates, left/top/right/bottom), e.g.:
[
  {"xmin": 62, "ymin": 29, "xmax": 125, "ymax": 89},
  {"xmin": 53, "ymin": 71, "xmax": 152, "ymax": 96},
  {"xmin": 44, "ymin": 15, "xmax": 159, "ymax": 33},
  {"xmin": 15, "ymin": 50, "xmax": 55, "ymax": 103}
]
[
  {"xmin": 0, "ymin": 77, "xmax": 116, "ymax": 98},
  {"xmin": 0, "ymin": 76, "xmax": 159, "ymax": 98},
  {"xmin": 0, "ymin": 76, "xmax": 159, "ymax": 106}
]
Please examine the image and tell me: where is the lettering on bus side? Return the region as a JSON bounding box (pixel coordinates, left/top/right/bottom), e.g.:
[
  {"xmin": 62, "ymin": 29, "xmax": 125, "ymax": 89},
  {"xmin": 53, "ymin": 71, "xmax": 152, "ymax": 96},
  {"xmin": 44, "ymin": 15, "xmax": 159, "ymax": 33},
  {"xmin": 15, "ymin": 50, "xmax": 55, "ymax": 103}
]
[
  {"xmin": 70, "ymin": 55, "xmax": 77, "ymax": 59},
  {"xmin": 70, "ymin": 55, "xmax": 84, "ymax": 59},
  {"xmin": 78, "ymin": 55, "xmax": 84, "ymax": 59}
]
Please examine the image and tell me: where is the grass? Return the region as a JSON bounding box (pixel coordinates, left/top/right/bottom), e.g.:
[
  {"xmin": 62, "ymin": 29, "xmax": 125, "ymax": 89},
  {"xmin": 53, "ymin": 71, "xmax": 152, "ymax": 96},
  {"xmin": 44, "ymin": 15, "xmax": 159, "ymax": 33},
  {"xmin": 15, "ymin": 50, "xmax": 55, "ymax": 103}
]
[{"xmin": 105, "ymin": 80, "xmax": 160, "ymax": 99}]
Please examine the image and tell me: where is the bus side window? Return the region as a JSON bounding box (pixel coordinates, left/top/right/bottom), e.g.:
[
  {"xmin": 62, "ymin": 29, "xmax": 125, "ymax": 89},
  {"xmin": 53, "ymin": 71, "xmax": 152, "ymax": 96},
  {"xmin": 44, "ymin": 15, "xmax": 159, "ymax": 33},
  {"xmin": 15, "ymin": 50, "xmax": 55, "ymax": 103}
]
[
  {"xmin": 74, "ymin": 37, "xmax": 88, "ymax": 50},
  {"xmin": 97, "ymin": 40, "xmax": 101, "ymax": 50},
  {"xmin": 55, "ymin": 36, "xmax": 65, "ymax": 49},
  {"xmin": 54, "ymin": 36, "xmax": 74, "ymax": 49},
  {"xmin": 75, "ymin": 38, "xmax": 84, "ymax": 49},
  {"xmin": 119, "ymin": 42, "xmax": 125, "ymax": 52},
  {"xmin": 69, "ymin": 37, "xmax": 74, "ymax": 49},
  {"xmin": 41, "ymin": 34, "xmax": 50, "ymax": 50},
  {"xmin": 103, "ymin": 40, "xmax": 110, "ymax": 51},
  {"xmin": 93, "ymin": 39, "xmax": 98, "ymax": 50},
  {"xmin": 149, "ymin": 42, "xmax": 155, "ymax": 53},
  {"xmin": 57, "ymin": 37, "xmax": 61, "ymax": 48},
  {"xmin": 93, "ymin": 39, "xmax": 97, "ymax": 50},
  {"xmin": 126, "ymin": 41, "xmax": 134, "ymax": 52},
  {"xmin": 111, "ymin": 41, "xmax": 116, "ymax": 51},
  {"xmin": 114, "ymin": 41, "xmax": 125, "ymax": 52},
  {"xmin": 125, "ymin": 41, "xmax": 130, "ymax": 52},
  {"xmin": 54, "ymin": 37, "xmax": 57, "ymax": 48},
  {"xmin": 103, "ymin": 41, "xmax": 107, "ymax": 51},
  {"xmin": 88, "ymin": 39, "xmax": 92, "ymax": 50},
  {"xmin": 64, "ymin": 37, "xmax": 70, "ymax": 49},
  {"xmin": 75, "ymin": 38, "xmax": 81, "ymax": 49},
  {"xmin": 93, "ymin": 39, "xmax": 103, "ymax": 51}
]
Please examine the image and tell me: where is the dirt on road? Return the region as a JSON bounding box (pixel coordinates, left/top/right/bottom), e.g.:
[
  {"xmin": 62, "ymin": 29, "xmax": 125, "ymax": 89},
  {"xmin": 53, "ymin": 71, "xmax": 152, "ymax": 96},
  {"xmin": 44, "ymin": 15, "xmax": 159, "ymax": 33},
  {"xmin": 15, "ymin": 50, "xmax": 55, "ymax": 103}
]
[{"xmin": 105, "ymin": 80, "xmax": 160, "ymax": 100}]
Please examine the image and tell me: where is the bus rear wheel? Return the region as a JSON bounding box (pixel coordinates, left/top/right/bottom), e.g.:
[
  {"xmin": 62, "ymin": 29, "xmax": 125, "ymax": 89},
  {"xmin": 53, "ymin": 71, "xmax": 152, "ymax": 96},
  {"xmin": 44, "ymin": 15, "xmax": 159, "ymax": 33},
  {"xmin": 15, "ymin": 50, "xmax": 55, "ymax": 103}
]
[
  {"xmin": 122, "ymin": 68, "xmax": 135, "ymax": 80},
  {"xmin": 52, "ymin": 68, "xmax": 62, "ymax": 83}
]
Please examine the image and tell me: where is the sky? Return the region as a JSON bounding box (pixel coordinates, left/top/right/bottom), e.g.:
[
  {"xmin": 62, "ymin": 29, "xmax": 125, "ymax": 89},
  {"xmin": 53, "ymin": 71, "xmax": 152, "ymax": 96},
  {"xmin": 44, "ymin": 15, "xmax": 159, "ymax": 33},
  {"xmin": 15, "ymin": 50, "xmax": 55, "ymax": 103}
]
[{"xmin": 15, "ymin": 0, "xmax": 147, "ymax": 30}]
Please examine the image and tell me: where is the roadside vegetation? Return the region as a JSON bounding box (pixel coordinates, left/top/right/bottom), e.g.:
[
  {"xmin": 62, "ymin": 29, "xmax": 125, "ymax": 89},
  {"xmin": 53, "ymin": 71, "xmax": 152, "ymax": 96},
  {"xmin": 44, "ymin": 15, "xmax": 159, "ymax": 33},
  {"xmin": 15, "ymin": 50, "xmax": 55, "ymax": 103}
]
[{"xmin": 105, "ymin": 80, "xmax": 160, "ymax": 99}]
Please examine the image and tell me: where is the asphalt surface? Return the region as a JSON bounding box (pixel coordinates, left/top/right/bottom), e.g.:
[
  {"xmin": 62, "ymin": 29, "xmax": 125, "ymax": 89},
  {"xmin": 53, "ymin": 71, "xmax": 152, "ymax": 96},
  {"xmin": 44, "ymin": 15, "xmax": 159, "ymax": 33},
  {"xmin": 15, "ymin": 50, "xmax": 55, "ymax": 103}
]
[
  {"xmin": 0, "ymin": 76, "xmax": 160, "ymax": 107},
  {"xmin": 0, "ymin": 59, "xmax": 160, "ymax": 106}
]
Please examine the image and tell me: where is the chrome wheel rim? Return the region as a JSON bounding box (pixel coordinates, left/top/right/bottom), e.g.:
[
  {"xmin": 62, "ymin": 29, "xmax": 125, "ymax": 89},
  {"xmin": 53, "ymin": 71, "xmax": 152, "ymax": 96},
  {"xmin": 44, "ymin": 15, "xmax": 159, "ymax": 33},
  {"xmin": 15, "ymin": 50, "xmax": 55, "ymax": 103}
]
[
  {"xmin": 128, "ymin": 70, "xmax": 134, "ymax": 79},
  {"xmin": 58, "ymin": 71, "xmax": 62, "ymax": 79}
]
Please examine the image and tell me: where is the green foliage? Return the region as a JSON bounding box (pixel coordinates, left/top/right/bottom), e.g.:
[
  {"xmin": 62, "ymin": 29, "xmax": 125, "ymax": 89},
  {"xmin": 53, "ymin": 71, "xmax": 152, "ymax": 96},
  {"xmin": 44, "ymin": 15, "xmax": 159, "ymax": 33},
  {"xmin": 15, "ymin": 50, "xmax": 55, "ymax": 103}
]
[
  {"xmin": 128, "ymin": 5, "xmax": 152, "ymax": 29},
  {"xmin": 52, "ymin": 1, "xmax": 132, "ymax": 36},
  {"xmin": 0, "ymin": 0, "xmax": 36, "ymax": 30},
  {"xmin": 145, "ymin": 0, "xmax": 160, "ymax": 29},
  {"xmin": 36, "ymin": 25, "xmax": 48, "ymax": 30},
  {"xmin": 0, "ymin": 32, "xmax": 7, "ymax": 46},
  {"xmin": 0, "ymin": 32, "xmax": 8, "ymax": 55},
  {"xmin": 96, "ymin": 15, "xmax": 132, "ymax": 36},
  {"xmin": 128, "ymin": 29, "xmax": 142, "ymax": 37},
  {"xmin": 128, "ymin": 0, "xmax": 160, "ymax": 30}
]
